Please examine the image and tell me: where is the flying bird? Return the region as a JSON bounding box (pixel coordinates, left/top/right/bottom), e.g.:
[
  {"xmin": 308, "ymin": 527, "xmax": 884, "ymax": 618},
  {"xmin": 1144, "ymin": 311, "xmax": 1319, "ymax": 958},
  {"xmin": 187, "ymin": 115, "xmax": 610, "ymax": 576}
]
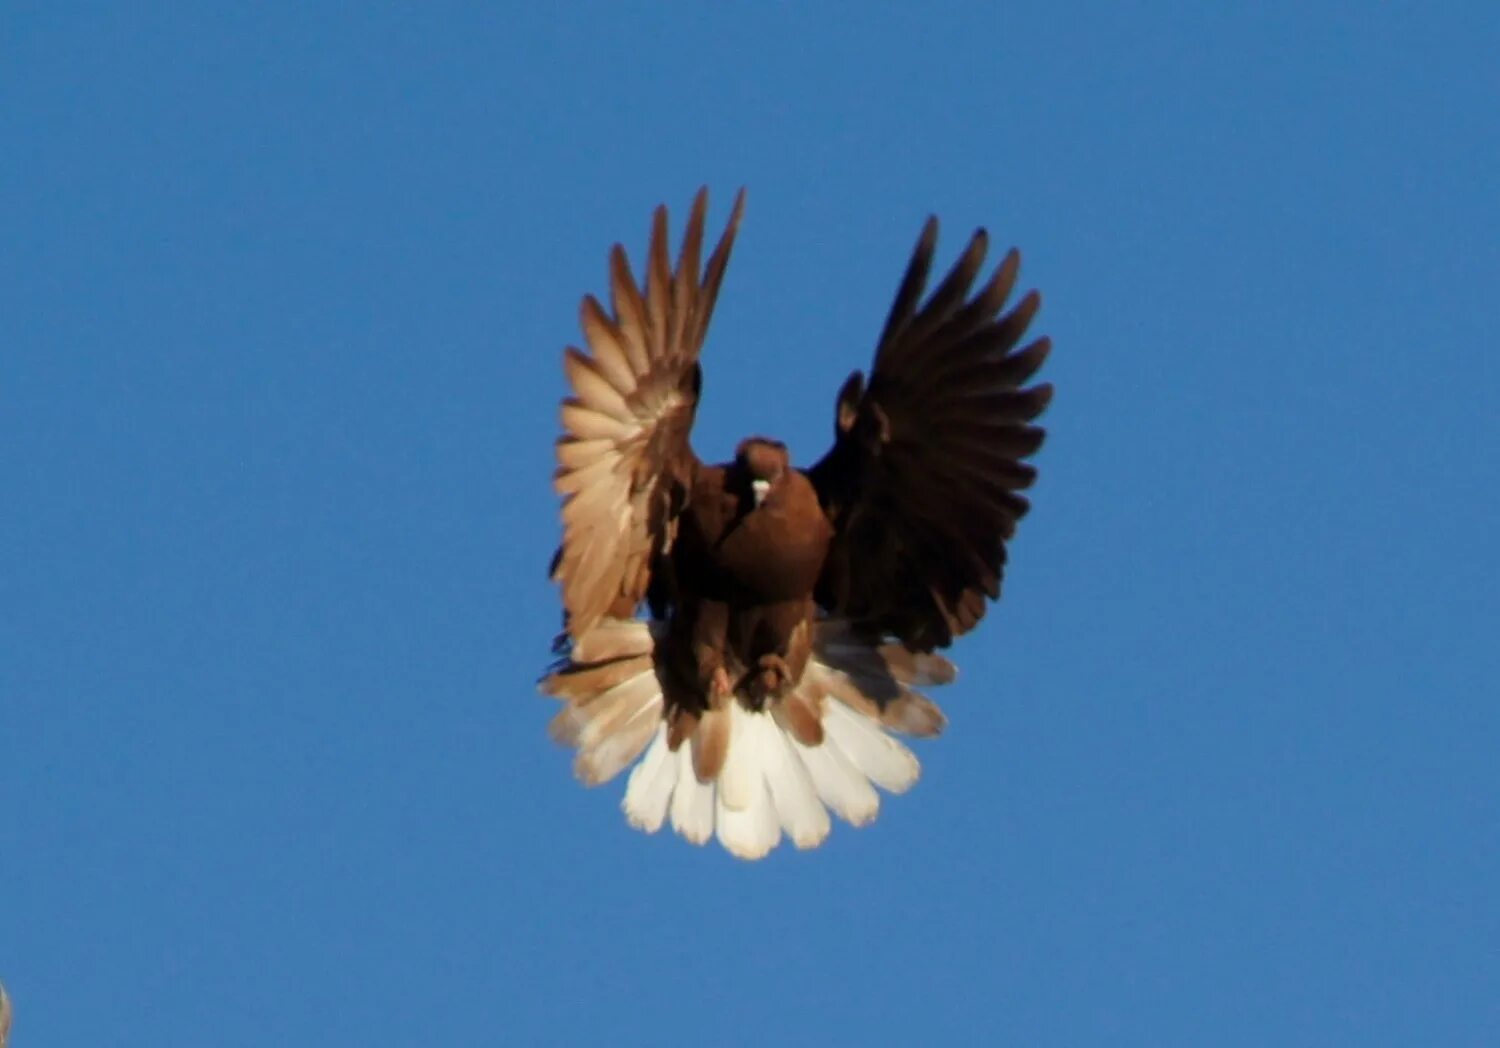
[{"xmin": 542, "ymin": 189, "xmax": 1052, "ymax": 859}]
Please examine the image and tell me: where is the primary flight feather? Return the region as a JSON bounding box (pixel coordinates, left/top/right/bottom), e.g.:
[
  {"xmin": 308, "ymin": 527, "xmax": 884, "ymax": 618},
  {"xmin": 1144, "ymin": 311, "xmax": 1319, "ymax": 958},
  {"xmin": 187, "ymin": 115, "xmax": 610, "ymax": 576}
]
[{"xmin": 542, "ymin": 188, "xmax": 1052, "ymax": 859}]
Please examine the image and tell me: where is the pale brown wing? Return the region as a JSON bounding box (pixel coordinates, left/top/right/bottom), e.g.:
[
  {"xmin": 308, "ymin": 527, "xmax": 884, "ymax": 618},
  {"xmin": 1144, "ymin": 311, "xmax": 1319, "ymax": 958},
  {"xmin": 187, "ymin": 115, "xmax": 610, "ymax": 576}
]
[
  {"xmin": 806, "ymin": 218, "xmax": 1052, "ymax": 651},
  {"xmin": 553, "ymin": 188, "xmax": 746, "ymax": 640}
]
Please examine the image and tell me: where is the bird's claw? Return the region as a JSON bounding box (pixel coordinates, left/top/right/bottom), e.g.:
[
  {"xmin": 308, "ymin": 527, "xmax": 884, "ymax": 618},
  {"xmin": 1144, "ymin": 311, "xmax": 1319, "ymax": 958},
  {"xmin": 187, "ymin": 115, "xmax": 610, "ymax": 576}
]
[
  {"xmin": 710, "ymin": 666, "xmax": 734, "ymax": 700},
  {"xmin": 756, "ymin": 653, "xmax": 792, "ymax": 699}
]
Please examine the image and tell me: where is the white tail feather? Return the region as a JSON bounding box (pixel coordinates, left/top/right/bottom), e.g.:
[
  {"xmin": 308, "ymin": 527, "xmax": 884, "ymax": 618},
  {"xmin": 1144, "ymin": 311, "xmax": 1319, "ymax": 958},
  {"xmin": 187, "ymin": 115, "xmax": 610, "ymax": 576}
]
[
  {"xmin": 715, "ymin": 720, "xmax": 782, "ymax": 860},
  {"xmin": 820, "ymin": 699, "xmax": 921, "ymax": 794},
  {"xmin": 669, "ymin": 740, "xmax": 715, "ymax": 844},
  {"xmin": 717, "ymin": 701, "xmax": 760, "ymax": 812},
  {"xmin": 547, "ymin": 617, "xmax": 951, "ymax": 859},
  {"xmin": 795, "ymin": 731, "xmax": 881, "ymax": 826},
  {"xmin": 759, "ymin": 713, "xmax": 831, "ymax": 848},
  {"xmin": 622, "ymin": 725, "xmax": 675, "ymax": 832}
]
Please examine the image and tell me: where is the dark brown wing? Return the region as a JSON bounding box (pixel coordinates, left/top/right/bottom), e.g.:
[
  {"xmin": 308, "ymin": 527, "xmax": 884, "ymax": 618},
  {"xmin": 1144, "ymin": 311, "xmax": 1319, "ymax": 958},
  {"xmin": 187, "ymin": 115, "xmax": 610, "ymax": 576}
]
[
  {"xmin": 552, "ymin": 188, "xmax": 745, "ymax": 640},
  {"xmin": 806, "ymin": 218, "xmax": 1052, "ymax": 651}
]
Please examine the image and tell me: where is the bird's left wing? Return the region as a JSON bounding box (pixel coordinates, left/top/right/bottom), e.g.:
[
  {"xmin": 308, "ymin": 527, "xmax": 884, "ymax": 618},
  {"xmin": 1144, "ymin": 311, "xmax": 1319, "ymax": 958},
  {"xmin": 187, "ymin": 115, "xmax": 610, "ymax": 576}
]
[
  {"xmin": 552, "ymin": 188, "xmax": 745, "ymax": 640},
  {"xmin": 806, "ymin": 218, "xmax": 1052, "ymax": 651}
]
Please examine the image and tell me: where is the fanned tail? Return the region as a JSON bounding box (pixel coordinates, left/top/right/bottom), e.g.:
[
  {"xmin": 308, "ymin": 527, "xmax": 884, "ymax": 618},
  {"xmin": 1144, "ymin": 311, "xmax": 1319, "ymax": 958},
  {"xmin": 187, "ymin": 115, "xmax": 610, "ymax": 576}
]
[{"xmin": 539, "ymin": 617, "xmax": 953, "ymax": 860}]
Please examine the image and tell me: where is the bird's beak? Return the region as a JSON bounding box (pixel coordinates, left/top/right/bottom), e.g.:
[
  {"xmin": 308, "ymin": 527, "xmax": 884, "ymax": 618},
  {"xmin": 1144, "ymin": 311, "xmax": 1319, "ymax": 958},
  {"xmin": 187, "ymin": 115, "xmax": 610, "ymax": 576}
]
[{"xmin": 751, "ymin": 479, "xmax": 771, "ymax": 506}]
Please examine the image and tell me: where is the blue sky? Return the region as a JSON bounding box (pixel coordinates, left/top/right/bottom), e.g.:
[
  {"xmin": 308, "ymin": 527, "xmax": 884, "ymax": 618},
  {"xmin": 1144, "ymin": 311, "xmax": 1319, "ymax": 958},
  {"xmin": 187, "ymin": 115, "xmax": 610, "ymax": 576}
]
[{"xmin": 3, "ymin": 4, "xmax": 1497, "ymax": 1044}]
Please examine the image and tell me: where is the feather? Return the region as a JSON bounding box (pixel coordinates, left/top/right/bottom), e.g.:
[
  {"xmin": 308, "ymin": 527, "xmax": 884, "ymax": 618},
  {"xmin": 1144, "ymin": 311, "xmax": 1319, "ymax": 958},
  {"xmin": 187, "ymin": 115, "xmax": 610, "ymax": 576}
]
[
  {"xmin": 608, "ymin": 245, "xmax": 652, "ymax": 376},
  {"xmin": 622, "ymin": 725, "xmax": 676, "ymax": 832},
  {"xmin": 694, "ymin": 188, "xmax": 745, "ymax": 348},
  {"xmin": 670, "ymin": 738, "xmax": 715, "ymax": 845},
  {"xmin": 573, "ymin": 671, "xmax": 663, "ymax": 779},
  {"xmin": 645, "ymin": 206, "xmax": 673, "ymax": 350},
  {"xmin": 555, "ymin": 436, "xmax": 616, "ymax": 473},
  {"xmin": 879, "ymin": 643, "xmax": 957, "ymax": 687},
  {"xmin": 975, "ymin": 290, "xmax": 1040, "ymax": 356},
  {"xmin": 876, "ymin": 691, "xmax": 947, "ymax": 738},
  {"xmin": 715, "ymin": 776, "xmax": 780, "ymax": 860},
  {"xmin": 814, "ymin": 665, "xmax": 947, "ymax": 738},
  {"xmin": 715, "ymin": 708, "xmax": 781, "ymax": 860},
  {"xmin": 547, "ymin": 665, "xmax": 656, "ymax": 748},
  {"xmin": 795, "ymin": 733, "xmax": 880, "ymax": 827},
  {"xmin": 579, "ymin": 298, "xmax": 640, "ymax": 387},
  {"xmin": 899, "ymin": 229, "xmax": 989, "ymax": 350},
  {"xmin": 668, "ymin": 191, "xmax": 706, "ymax": 359},
  {"xmin": 667, "ymin": 706, "xmax": 698, "ymax": 751},
  {"xmin": 717, "ymin": 701, "xmax": 759, "ymax": 811},
  {"xmin": 563, "ymin": 348, "xmax": 632, "ymax": 418},
  {"xmin": 777, "ymin": 685, "xmax": 825, "ymax": 746},
  {"xmin": 574, "ymin": 671, "xmax": 658, "ymax": 749},
  {"xmin": 571, "ymin": 618, "xmax": 654, "ymax": 663},
  {"xmin": 692, "ymin": 704, "xmax": 730, "ymax": 783},
  {"xmin": 540, "ymin": 652, "xmax": 652, "ymax": 702},
  {"xmin": 759, "ymin": 713, "xmax": 831, "ymax": 849},
  {"xmin": 876, "ymin": 217, "xmax": 939, "ymax": 360},
  {"xmin": 822, "ymin": 700, "xmax": 920, "ymax": 794},
  {"xmin": 574, "ymin": 688, "xmax": 663, "ymax": 786},
  {"xmin": 560, "ymin": 400, "xmax": 637, "ymax": 442},
  {"xmin": 929, "ymin": 246, "xmax": 1020, "ymax": 348}
]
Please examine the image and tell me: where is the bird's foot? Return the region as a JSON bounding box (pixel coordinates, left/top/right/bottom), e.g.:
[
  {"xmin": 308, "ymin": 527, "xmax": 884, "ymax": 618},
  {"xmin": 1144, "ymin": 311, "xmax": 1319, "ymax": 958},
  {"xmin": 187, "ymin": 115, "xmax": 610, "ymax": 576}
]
[
  {"xmin": 709, "ymin": 666, "xmax": 734, "ymax": 702},
  {"xmin": 755, "ymin": 653, "xmax": 793, "ymax": 700}
]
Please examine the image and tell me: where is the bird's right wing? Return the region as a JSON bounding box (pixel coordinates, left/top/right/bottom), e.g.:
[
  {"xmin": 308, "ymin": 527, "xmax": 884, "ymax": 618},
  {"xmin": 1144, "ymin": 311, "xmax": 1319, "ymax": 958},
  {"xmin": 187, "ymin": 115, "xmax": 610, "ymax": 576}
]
[{"xmin": 552, "ymin": 188, "xmax": 746, "ymax": 640}]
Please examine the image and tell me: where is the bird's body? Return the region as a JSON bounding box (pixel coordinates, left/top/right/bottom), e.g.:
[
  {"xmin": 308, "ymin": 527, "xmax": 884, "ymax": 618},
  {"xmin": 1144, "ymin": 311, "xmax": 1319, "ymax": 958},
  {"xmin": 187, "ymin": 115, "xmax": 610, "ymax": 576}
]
[
  {"xmin": 542, "ymin": 189, "xmax": 1052, "ymax": 858},
  {"xmin": 665, "ymin": 442, "xmax": 831, "ymax": 703}
]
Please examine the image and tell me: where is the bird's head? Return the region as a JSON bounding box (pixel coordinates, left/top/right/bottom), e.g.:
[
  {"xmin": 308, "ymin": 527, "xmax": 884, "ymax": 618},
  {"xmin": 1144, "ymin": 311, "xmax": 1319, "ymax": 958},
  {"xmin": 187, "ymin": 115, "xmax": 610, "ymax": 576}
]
[{"xmin": 734, "ymin": 437, "xmax": 791, "ymax": 507}]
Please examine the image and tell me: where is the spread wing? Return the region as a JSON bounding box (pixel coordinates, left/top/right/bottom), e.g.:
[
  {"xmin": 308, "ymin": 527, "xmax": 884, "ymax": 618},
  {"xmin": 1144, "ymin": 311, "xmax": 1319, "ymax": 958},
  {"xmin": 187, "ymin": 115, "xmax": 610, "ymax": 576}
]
[
  {"xmin": 806, "ymin": 218, "xmax": 1052, "ymax": 651},
  {"xmin": 552, "ymin": 188, "xmax": 746, "ymax": 640}
]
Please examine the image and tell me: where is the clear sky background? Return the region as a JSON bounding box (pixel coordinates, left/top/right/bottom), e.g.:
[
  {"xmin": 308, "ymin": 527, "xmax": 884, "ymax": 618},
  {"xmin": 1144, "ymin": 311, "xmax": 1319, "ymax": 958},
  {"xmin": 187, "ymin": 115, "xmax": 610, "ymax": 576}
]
[{"xmin": 3, "ymin": 4, "xmax": 1497, "ymax": 1045}]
